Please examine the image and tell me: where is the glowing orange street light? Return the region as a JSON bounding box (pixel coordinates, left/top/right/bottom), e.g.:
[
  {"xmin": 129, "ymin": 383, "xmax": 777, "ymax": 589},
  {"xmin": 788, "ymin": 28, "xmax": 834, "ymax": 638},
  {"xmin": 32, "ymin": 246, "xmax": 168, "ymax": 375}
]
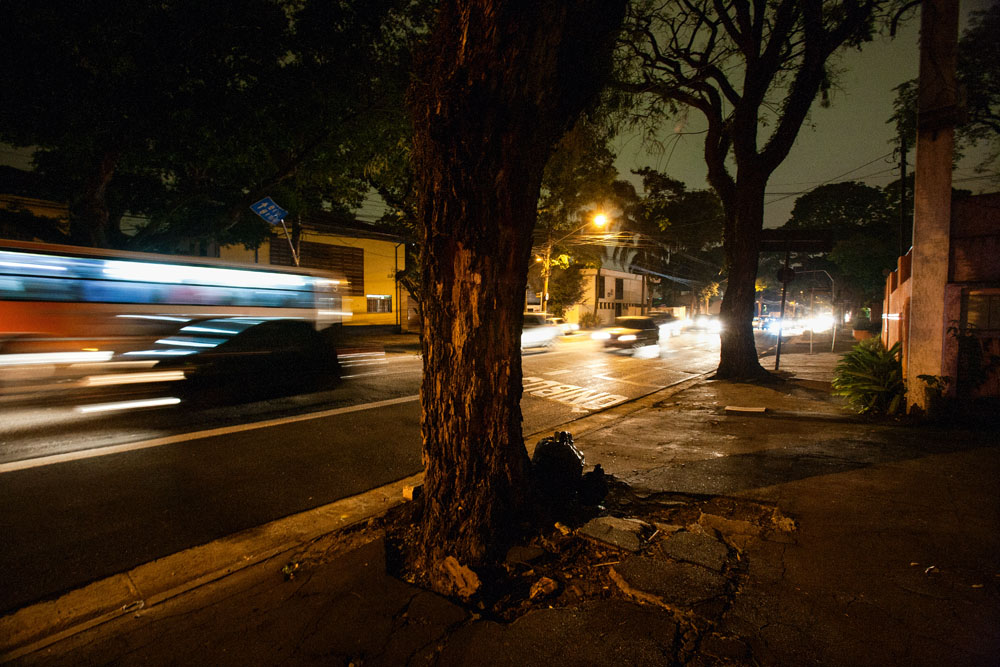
[{"xmin": 539, "ymin": 212, "xmax": 609, "ymax": 314}]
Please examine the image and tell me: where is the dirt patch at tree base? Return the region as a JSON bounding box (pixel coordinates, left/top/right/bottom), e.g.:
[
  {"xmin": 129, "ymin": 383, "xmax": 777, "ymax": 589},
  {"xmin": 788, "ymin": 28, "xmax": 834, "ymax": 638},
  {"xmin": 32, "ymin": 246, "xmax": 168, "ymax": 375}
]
[{"xmin": 377, "ymin": 479, "xmax": 795, "ymax": 631}]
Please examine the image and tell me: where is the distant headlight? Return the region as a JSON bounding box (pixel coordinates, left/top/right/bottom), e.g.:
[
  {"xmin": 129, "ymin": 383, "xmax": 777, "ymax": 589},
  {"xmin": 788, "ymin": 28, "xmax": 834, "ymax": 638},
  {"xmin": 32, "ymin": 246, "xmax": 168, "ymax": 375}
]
[
  {"xmin": 618, "ymin": 334, "xmax": 636, "ymax": 342},
  {"xmin": 592, "ymin": 331, "xmax": 611, "ymax": 340}
]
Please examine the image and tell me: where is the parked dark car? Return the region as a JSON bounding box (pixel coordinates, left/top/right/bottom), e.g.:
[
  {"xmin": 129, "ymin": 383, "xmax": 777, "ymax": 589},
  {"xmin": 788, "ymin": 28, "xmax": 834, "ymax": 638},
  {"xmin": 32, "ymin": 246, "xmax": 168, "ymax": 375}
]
[{"xmin": 591, "ymin": 316, "xmax": 661, "ymax": 349}]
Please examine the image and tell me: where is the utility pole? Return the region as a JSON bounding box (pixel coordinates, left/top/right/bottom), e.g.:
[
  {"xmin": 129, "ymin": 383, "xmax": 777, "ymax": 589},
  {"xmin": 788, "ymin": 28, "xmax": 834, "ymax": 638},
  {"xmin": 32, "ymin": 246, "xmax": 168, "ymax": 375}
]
[
  {"xmin": 540, "ymin": 240, "xmax": 552, "ymax": 314},
  {"xmin": 907, "ymin": 0, "xmax": 960, "ymax": 412},
  {"xmin": 899, "ymin": 128, "xmax": 908, "ymax": 257}
]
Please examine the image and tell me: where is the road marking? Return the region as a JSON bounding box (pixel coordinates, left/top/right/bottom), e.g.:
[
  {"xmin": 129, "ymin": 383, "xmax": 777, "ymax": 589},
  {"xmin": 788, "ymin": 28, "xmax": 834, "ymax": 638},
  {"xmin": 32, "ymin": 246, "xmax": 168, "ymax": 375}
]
[
  {"xmin": 523, "ymin": 377, "xmax": 627, "ymax": 411},
  {"xmin": 543, "ymin": 369, "xmax": 573, "ymax": 376},
  {"xmin": 0, "ymin": 395, "xmax": 420, "ymax": 474}
]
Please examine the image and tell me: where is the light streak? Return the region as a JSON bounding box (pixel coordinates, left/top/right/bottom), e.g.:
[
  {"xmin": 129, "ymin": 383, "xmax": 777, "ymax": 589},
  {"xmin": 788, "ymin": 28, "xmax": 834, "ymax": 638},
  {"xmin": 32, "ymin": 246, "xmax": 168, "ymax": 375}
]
[{"xmin": 75, "ymin": 397, "xmax": 182, "ymax": 413}]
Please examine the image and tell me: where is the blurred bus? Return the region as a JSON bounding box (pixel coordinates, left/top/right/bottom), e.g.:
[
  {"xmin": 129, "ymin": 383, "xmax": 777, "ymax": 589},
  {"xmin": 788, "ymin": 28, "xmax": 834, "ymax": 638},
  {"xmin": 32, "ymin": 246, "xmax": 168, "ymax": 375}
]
[{"xmin": 0, "ymin": 240, "xmax": 345, "ymax": 400}]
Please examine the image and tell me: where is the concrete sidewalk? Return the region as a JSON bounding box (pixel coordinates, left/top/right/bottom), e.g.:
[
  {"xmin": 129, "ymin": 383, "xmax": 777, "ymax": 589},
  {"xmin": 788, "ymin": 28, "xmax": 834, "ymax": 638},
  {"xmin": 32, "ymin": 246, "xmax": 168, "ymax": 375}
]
[{"xmin": 3, "ymin": 336, "xmax": 998, "ymax": 665}]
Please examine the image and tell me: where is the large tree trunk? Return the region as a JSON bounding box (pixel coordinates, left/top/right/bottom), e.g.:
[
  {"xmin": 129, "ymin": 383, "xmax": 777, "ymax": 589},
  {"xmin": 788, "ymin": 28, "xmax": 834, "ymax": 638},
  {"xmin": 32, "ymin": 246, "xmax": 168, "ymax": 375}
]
[
  {"xmin": 409, "ymin": 0, "xmax": 625, "ymax": 593},
  {"xmin": 716, "ymin": 173, "xmax": 770, "ymax": 381},
  {"xmin": 716, "ymin": 176, "xmax": 770, "ymax": 380}
]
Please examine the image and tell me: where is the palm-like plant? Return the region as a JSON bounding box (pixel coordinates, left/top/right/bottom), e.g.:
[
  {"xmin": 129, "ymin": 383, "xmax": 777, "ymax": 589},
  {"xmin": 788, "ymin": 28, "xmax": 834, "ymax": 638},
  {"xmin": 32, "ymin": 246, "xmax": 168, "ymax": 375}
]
[{"xmin": 832, "ymin": 338, "xmax": 905, "ymax": 416}]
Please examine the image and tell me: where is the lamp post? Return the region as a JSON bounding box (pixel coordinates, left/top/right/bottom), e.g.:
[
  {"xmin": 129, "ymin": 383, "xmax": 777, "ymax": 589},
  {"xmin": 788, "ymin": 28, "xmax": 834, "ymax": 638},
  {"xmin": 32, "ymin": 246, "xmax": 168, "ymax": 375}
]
[{"xmin": 538, "ymin": 212, "xmax": 607, "ymax": 314}]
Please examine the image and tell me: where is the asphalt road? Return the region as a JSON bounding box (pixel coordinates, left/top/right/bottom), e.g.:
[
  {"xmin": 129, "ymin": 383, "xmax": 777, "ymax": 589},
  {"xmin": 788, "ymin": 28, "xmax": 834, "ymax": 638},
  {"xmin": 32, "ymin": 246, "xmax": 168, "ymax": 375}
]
[{"xmin": 0, "ymin": 332, "xmax": 721, "ymax": 614}]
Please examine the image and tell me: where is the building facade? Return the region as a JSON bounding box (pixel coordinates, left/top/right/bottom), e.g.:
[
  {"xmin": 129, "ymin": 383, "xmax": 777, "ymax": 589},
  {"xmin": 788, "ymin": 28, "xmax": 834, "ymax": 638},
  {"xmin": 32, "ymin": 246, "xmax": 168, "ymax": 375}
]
[
  {"xmin": 568, "ymin": 267, "xmax": 649, "ymax": 325},
  {"xmin": 883, "ymin": 192, "xmax": 1000, "ymax": 405},
  {"xmin": 221, "ymin": 214, "xmax": 409, "ymax": 330}
]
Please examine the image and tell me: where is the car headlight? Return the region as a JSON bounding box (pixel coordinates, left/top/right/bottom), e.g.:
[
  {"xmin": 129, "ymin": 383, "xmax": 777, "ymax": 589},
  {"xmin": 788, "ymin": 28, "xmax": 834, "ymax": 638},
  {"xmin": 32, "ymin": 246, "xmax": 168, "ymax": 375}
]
[
  {"xmin": 591, "ymin": 331, "xmax": 611, "ymax": 340},
  {"xmin": 618, "ymin": 334, "xmax": 636, "ymax": 342}
]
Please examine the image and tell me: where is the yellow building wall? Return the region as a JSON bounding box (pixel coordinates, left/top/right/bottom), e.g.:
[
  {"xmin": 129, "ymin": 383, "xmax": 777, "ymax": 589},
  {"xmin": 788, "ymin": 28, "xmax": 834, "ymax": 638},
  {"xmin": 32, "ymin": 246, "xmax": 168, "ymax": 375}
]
[{"xmin": 220, "ymin": 231, "xmax": 403, "ymax": 328}]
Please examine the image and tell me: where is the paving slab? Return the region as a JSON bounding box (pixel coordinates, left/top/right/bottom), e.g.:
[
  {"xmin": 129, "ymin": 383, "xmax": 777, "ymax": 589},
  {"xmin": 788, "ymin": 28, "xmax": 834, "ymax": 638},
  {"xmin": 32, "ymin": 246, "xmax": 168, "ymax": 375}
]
[
  {"xmin": 654, "ymin": 530, "xmax": 730, "ymax": 571},
  {"xmin": 577, "ymin": 516, "xmax": 649, "ymax": 552}
]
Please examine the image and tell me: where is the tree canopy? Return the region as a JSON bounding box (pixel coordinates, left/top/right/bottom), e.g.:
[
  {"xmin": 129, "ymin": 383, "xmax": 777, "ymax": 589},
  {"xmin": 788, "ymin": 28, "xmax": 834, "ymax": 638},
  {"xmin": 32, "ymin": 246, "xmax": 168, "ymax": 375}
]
[
  {"xmin": 784, "ymin": 181, "xmax": 891, "ymax": 231},
  {"xmin": 0, "ymin": 0, "xmax": 428, "ymax": 250},
  {"xmin": 625, "ymin": 168, "xmax": 725, "ymax": 309}
]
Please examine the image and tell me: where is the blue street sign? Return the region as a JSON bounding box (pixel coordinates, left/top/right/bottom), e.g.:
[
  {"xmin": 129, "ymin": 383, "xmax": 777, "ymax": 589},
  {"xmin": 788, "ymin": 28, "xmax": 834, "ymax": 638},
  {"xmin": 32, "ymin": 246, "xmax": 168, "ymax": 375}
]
[{"xmin": 249, "ymin": 197, "xmax": 289, "ymax": 225}]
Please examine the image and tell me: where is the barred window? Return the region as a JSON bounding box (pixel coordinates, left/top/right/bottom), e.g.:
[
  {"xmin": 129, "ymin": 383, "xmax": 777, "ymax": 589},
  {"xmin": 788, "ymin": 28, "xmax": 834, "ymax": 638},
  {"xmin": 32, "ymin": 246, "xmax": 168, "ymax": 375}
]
[{"xmin": 367, "ymin": 294, "xmax": 392, "ymax": 313}]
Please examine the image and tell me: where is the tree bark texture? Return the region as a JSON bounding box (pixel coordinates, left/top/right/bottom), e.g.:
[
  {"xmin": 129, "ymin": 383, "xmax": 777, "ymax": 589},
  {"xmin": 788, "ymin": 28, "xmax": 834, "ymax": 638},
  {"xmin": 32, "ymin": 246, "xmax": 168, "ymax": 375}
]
[
  {"xmin": 409, "ymin": 0, "xmax": 625, "ymax": 586},
  {"xmin": 716, "ymin": 172, "xmax": 769, "ymax": 380}
]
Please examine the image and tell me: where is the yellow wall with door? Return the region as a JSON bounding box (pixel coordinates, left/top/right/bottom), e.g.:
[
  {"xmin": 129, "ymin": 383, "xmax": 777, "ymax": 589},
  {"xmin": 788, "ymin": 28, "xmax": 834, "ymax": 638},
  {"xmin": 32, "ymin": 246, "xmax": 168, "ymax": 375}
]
[{"xmin": 220, "ymin": 230, "xmax": 403, "ymax": 328}]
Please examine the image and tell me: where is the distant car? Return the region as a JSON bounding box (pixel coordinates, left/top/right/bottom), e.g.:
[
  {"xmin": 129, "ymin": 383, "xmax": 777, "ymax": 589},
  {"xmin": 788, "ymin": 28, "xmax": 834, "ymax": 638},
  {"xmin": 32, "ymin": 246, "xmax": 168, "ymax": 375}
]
[
  {"xmin": 545, "ymin": 316, "xmax": 579, "ymax": 335},
  {"xmin": 591, "ymin": 316, "xmax": 661, "ymax": 349},
  {"xmin": 521, "ymin": 313, "xmax": 560, "ymax": 351},
  {"xmin": 649, "ymin": 312, "xmax": 683, "ymax": 337},
  {"xmin": 690, "ymin": 315, "xmax": 722, "ymax": 333},
  {"xmin": 765, "ymin": 318, "xmax": 806, "ymax": 337}
]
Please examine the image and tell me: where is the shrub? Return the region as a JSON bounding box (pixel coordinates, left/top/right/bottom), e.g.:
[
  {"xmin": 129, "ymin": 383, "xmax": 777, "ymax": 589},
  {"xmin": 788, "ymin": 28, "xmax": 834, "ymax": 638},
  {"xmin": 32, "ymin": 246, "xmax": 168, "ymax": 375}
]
[
  {"xmin": 578, "ymin": 312, "xmax": 602, "ymax": 329},
  {"xmin": 832, "ymin": 338, "xmax": 905, "ymax": 416},
  {"xmin": 851, "ymin": 315, "xmax": 871, "ymax": 331}
]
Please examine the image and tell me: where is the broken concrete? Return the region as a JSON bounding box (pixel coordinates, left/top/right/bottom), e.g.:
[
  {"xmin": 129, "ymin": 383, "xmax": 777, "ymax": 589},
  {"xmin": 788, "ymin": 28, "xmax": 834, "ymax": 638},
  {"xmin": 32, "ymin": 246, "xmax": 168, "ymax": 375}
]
[
  {"xmin": 655, "ymin": 530, "xmax": 730, "ymax": 572},
  {"xmin": 577, "ymin": 516, "xmax": 650, "ymax": 552}
]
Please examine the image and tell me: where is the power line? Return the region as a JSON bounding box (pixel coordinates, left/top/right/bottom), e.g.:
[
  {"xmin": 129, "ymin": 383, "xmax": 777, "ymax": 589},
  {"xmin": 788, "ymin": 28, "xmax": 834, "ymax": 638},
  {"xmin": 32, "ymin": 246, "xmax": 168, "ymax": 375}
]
[{"xmin": 763, "ymin": 152, "xmax": 896, "ymax": 206}]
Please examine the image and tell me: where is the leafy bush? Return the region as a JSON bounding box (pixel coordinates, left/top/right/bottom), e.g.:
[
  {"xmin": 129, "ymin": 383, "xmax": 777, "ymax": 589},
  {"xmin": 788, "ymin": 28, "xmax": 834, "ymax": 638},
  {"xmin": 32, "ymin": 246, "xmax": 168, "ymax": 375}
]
[
  {"xmin": 851, "ymin": 315, "xmax": 872, "ymax": 331},
  {"xmin": 832, "ymin": 338, "xmax": 905, "ymax": 416},
  {"xmin": 578, "ymin": 312, "xmax": 602, "ymax": 329}
]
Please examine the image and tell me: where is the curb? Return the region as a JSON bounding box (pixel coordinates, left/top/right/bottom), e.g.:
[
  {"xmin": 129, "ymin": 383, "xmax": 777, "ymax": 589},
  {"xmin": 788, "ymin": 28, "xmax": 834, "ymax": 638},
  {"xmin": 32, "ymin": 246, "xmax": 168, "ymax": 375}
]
[{"xmin": 0, "ymin": 472, "xmax": 422, "ymax": 662}]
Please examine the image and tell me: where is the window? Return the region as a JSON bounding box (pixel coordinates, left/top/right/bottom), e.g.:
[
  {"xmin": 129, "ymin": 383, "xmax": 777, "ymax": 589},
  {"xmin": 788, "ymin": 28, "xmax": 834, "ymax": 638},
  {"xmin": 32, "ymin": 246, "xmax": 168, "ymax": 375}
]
[
  {"xmin": 271, "ymin": 240, "xmax": 364, "ymax": 296},
  {"xmin": 367, "ymin": 294, "xmax": 392, "ymax": 313},
  {"xmin": 615, "ymin": 278, "xmax": 624, "ymax": 300},
  {"xmin": 965, "ymin": 293, "xmax": 1000, "ymax": 331}
]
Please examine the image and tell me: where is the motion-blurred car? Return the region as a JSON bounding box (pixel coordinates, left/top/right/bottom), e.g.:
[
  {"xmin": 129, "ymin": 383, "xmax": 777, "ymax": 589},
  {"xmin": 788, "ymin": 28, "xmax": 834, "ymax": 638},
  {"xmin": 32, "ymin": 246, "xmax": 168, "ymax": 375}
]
[
  {"xmin": 765, "ymin": 317, "xmax": 806, "ymax": 337},
  {"xmin": 545, "ymin": 316, "xmax": 579, "ymax": 335},
  {"xmin": 591, "ymin": 316, "xmax": 661, "ymax": 349},
  {"xmin": 649, "ymin": 312, "xmax": 684, "ymax": 337},
  {"xmin": 153, "ymin": 318, "xmax": 341, "ymax": 403},
  {"xmin": 521, "ymin": 313, "xmax": 560, "ymax": 351}
]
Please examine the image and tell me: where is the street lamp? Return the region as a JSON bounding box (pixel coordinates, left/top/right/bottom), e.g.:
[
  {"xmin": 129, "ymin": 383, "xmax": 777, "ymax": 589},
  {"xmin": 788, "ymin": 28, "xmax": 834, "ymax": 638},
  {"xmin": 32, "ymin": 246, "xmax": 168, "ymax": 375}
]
[{"xmin": 538, "ymin": 211, "xmax": 608, "ymax": 314}]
